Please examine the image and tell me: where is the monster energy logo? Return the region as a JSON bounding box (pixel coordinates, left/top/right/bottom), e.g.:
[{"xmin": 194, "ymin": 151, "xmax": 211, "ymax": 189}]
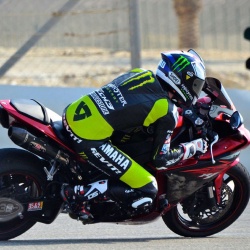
[
  {"xmin": 172, "ymin": 56, "xmax": 190, "ymax": 72},
  {"xmin": 121, "ymin": 71, "xmax": 155, "ymax": 90}
]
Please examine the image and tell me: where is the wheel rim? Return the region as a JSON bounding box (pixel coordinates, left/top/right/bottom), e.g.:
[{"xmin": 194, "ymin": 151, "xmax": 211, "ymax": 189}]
[
  {"xmin": 0, "ymin": 171, "xmax": 42, "ymax": 230},
  {"xmin": 175, "ymin": 172, "xmax": 244, "ymax": 231}
]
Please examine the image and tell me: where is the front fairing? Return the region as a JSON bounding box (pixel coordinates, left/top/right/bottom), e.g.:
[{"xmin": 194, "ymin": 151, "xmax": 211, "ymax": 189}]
[{"xmin": 198, "ymin": 78, "xmax": 250, "ymax": 161}]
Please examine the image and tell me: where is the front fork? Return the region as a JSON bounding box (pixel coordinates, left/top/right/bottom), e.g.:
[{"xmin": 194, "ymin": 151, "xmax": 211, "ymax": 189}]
[{"xmin": 213, "ymin": 158, "xmax": 240, "ymax": 204}]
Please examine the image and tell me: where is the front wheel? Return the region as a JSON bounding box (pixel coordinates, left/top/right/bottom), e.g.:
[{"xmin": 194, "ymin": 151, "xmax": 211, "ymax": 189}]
[
  {"xmin": 162, "ymin": 163, "xmax": 250, "ymax": 237},
  {"xmin": 0, "ymin": 148, "xmax": 46, "ymax": 241}
]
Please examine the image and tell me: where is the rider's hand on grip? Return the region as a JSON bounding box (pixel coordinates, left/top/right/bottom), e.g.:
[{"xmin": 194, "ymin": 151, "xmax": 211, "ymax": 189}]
[
  {"xmin": 193, "ymin": 138, "xmax": 208, "ymax": 154},
  {"xmin": 181, "ymin": 138, "xmax": 208, "ymax": 160}
]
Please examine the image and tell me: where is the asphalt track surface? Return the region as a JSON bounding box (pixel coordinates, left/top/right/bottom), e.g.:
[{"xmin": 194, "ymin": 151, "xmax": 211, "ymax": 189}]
[{"xmin": 0, "ymin": 85, "xmax": 250, "ymax": 249}]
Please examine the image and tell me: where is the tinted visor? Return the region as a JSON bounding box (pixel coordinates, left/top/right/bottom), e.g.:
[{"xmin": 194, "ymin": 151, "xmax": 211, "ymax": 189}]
[{"xmin": 192, "ymin": 78, "xmax": 205, "ymax": 98}]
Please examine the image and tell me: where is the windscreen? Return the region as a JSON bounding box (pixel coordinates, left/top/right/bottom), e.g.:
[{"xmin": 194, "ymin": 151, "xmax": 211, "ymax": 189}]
[{"xmin": 203, "ymin": 77, "xmax": 235, "ymax": 111}]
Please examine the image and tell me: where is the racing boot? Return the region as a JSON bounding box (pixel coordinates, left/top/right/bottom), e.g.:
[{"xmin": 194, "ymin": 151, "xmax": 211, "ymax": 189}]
[
  {"xmin": 61, "ymin": 184, "xmax": 94, "ymax": 222},
  {"xmin": 61, "ymin": 180, "xmax": 109, "ymax": 222}
]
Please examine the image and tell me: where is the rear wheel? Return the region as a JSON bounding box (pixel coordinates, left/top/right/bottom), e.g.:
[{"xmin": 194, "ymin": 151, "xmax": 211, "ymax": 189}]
[
  {"xmin": 162, "ymin": 163, "xmax": 250, "ymax": 237},
  {"xmin": 0, "ymin": 148, "xmax": 46, "ymax": 240}
]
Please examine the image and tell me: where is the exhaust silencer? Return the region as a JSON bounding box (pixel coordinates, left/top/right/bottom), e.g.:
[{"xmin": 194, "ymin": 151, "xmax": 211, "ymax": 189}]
[{"xmin": 8, "ymin": 126, "xmax": 69, "ymax": 165}]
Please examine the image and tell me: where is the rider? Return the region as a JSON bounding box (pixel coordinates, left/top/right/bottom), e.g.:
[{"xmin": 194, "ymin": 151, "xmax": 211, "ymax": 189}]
[{"xmin": 61, "ymin": 49, "xmax": 208, "ymax": 221}]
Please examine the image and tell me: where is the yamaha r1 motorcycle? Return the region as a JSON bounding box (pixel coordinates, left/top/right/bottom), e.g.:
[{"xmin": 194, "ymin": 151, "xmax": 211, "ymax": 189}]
[{"xmin": 0, "ymin": 77, "xmax": 249, "ymax": 240}]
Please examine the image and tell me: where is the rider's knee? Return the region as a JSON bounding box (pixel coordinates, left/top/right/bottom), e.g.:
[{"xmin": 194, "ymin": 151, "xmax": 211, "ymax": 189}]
[{"xmin": 139, "ymin": 179, "xmax": 158, "ymax": 199}]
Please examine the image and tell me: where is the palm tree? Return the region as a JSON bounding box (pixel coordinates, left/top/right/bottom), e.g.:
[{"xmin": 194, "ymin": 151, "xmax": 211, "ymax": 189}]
[{"xmin": 173, "ymin": 0, "xmax": 203, "ymax": 49}]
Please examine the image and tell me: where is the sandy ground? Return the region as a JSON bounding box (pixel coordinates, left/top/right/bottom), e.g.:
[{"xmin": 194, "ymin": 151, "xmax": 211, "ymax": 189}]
[{"xmin": 0, "ymin": 48, "xmax": 249, "ymax": 90}]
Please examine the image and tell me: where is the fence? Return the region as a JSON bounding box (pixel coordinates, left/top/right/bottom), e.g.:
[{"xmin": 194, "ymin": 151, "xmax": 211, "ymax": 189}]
[
  {"xmin": 0, "ymin": 0, "xmax": 249, "ymax": 88},
  {"xmin": 139, "ymin": 0, "xmax": 250, "ymax": 51},
  {"xmin": 0, "ymin": 0, "xmax": 133, "ymax": 87}
]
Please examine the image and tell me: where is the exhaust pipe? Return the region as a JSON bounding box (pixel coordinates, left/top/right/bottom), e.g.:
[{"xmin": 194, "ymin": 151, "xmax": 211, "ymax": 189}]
[{"xmin": 8, "ymin": 126, "xmax": 69, "ymax": 165}]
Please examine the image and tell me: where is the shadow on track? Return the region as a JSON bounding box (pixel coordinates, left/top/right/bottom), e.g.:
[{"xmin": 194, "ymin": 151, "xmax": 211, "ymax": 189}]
[{"xmin": 0, "ymin": 236, "xmax": 208, "ymax": 246}]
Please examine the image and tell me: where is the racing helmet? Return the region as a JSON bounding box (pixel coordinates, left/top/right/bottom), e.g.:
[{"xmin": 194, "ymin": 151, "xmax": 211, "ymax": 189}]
[{"xmin": 156, "ymin": 49, "xmax": 206, "ymax": 107}]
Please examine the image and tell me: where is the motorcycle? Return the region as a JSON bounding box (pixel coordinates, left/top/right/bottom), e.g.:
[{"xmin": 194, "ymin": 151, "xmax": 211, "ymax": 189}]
[{"xmin": 0, "ymin": 77, "xmax": 249, "ymax": 240}]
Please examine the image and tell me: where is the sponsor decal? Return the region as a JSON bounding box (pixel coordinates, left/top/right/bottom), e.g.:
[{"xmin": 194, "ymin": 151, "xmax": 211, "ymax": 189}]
[
  {"xmin": 100, "ymin": 143, "xmax": 131, "ymax": 170},
  {"xmin": 160, "ymin": 130, "xmax": 173, "ymax": 154},
  {"xmin": 73, "ymin": 101, "xmax": 92, "ymax": 121},
  {"xmin": 182, "ymin": 166, "xmax": 225, "ymax": 180},
  {"xmin": 180, "ymin": 84, "xmax": 193, "ymax": 101},
  {"xmin": 156, "ymin": 155, "xmax": 183, "ymax": 170},
  {"xmin": 90, "ymin": 92, "xmax": 109, "ymax": 115},
  {"xmin": 195, "ymin": 117, "xmax": 204, "ymax": 126},
  {"xmin": 86, "ymin": 190, "xmax": 99, "ymax": 200},
  {"xmin": 160, "ymin": 133, "xmax": 171, "ymax": 155},
  {"xmin": 120, "ymin": 134, "xmax": 131, "ymax": 143},
  {"xmin": 90, "ymin": 143, "xmax": 131, "ymax": 174},
  {"xmin": 198, "ymin": 172, "xmax": 220, "ymax": 180},
  {"xmin": 165, "ymin": 154, "xmax": 183, "ymax": 166},
  {"xmin": 160, "ymin": 143, "xmax": 168, "ymax": 155},
  {"xmin": 91, "ymin": 148, "xmax": 122, "ymax": 174},
  {"xmin": 125, "ymin": 189, "xmax": 134, "ymax": 193},
  {"xmin": 30, "ymin": 142, "xmax": 46, "ymax": 152},
  {"xmin": 121, "ymin": 71, "xmax": 155, "ymax": 90},
  {"xmin": 96, "ymin": 89, "xmax": 114, "ymax": 110},
  {"xmin": 169, "ymin": 71, "xmax": 181, "ymax": 85},
  {"xmin": 186, "ymin": 71, "xmax": 194, "ymax": 80},
  {"xmin": 63, "ymin": 114, "xmax": 82, "ymax": 143},
  {"xmin": 79, "ymin": 151, "xmax": 88, "ymax": 160},
  {"xmin": 172, "ymin": 56, "xmax": 190, "ymax": 72},
  {"xmin": 27, "ymin": 201, "xmax": 43, "ymax": 211},
  {"xmin": 159, "ymin": 59, "xmax": 166, "ymax": 68},
  {"xmin": 85, "ymin": 180, "xmax": 108, "ymax": 200},
  {"xmin": 106, "ymin": 83, "xmax": 127, "ymax": 107}
]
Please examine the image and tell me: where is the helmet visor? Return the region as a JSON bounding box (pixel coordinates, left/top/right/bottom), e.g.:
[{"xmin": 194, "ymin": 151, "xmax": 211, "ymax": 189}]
[{"xmin": 192, "ymin": 78, "xmax": 205, "ymax": 98}]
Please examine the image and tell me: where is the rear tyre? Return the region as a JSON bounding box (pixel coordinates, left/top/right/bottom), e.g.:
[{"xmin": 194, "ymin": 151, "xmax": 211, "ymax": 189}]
[
  {"xmin": 0, "ymin": 148, "xmax": 46, "ymax": 240},
  {"xmin": 162, "ymin": 163, "xmax": 250, "ymax": 237}
]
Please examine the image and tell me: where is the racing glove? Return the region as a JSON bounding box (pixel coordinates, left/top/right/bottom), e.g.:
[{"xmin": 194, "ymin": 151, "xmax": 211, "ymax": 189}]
[{"xmin": 181, "ymin": 138, "xmax": 208, "ymax": 160}]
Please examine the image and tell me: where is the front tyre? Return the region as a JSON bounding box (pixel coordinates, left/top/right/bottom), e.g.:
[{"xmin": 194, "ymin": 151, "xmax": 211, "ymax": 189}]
[
  {"xmin": 0, "ymin": 148, "xmax": 46, "ymax": 241},
  {"xmin": 162, "ymin": 163, "xmax": 250, "ymax": 237}
]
